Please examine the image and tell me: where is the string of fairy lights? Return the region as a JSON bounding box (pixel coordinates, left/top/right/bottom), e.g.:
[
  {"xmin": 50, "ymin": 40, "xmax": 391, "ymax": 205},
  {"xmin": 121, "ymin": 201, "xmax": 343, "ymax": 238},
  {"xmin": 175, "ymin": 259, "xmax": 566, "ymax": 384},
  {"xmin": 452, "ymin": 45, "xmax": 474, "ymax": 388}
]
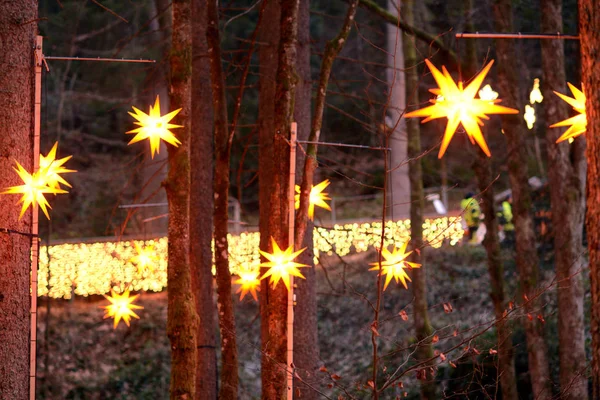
[{"xmin": 2, "ymin": 59, "xmax": 588, "ymax": 328}]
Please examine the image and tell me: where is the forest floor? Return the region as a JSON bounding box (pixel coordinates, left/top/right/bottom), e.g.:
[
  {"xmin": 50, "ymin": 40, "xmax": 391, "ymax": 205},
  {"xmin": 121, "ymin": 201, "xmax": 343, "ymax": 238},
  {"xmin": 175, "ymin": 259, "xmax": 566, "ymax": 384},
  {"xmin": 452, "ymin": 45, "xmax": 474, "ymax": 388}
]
[{"xmin": 35, "ymin": 243, "xmax": 576, "ymax": 399}]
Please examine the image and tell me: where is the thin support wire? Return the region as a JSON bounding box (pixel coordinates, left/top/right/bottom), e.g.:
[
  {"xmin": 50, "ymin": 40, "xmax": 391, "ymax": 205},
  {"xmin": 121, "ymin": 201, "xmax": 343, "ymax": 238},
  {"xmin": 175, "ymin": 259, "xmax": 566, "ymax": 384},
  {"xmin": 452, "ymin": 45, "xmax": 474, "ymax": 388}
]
[
  {"xmin": 43, "ymin": 56, "xmax": 155, "ymax": 63},
  {"xmin": 455, "ymin": 32, "xmax": 579, "ymax": 40},
  {"xmin": 297, "ymin": 140, "xmax": 391, "ymax": 151}
]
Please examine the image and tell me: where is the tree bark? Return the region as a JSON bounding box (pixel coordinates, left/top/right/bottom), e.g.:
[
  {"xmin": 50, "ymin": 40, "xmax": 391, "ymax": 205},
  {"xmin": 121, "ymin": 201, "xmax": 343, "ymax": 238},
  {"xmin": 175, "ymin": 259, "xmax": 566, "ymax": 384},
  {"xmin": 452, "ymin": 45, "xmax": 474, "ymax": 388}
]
[
  {"xmin": 292, "ymin": 0, "xmax": 319, "ymax": 397},
  {"xmin": 191, "ymin": 0, "xmax": 218, "ymax": 398},
  {"xmin": 493, "ymin": 1, "xmax": 551, "ymax": 398},
  {"xmin": 0, "ymin": 1, "xmax": 37, "ymax": 398},
  {"xmin": 541, "ymin": 1, "xmax": 588, "ymax": 398},
  {"xmin": 402, "ymin": 1, "xmax": 435, "ymax": 398},
  {"xmin": 579, "ymin": 1, "xmax": 600, "ymax": 397},
  {"xmin": 462, "ymin": 2, "xmax": 519, "ymax": 399},
  {"xmin": 387, "ymin": 0, "xmax": 410, "ymax": 219},
  {"xmin": 206, "ymin": 1, "xmax": 239, "ymax": 398},
  {"xmin": 166, "ymin": 1, "xmax": 199, "ymax": 398}
]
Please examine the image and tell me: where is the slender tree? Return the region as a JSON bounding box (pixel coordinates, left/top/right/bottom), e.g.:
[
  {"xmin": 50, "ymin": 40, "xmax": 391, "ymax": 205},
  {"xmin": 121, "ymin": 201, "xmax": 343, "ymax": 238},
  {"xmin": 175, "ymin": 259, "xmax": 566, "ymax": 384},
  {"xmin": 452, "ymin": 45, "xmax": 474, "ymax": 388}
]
[
  {"xmin": 166, "ymin": 0, "xmax": 199, "ymax": 398},
  {"xmin": 493, "ymin": 1, "xmax": 551, "ymax": 398},
  {"xmin": 540, "ymin": 1, "xmax": 588, "ymax": 398},
  {"xmin": 206, "ymin": 1, "xmax": 239, "ymax": 397},
  {"xmin": 463, "ymin": 2, "xmax": 518, "ymax": 398},
  {"xmin": 0, "ymin": 1, "xmax": 37, "ymax": 398},
  {"xmin": 190, "ymin": 0, "xmax": 218, "ymax": 398},
  {"xmin": 579, "ymin": 0, "xmax": 600, "ymax": 397},
  {"xmin": 402, "ymin": 1, "xmax": 435, "ymax": 398}
]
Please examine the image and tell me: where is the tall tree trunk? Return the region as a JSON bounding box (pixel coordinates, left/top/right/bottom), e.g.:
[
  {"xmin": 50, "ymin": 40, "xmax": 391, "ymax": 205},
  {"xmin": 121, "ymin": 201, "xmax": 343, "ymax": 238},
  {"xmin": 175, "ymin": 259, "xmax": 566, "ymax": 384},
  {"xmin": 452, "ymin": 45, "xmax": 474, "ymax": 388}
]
[
  {"xmin": 206, "ymin": 1, "xmax": 239, "ymax": 398},
  {"xmin": 257, "ymin": 0, "xmax": 280, "ymax": 395},
  {"xmin": 541, "ymin": 1, "xmax": 588, "ymax": 398},
  {"xmin": 462, "ymin": 2, "xmax": 519, "ymax": 399},
  {"xmin": 579, "ymin": 1, "xmax": 600, "ymax": 397},
  {"xmin": 0, "ymin": 1, "xmax": 36, "ymax": 398},
  {"xmin": 402, "ymin": 1, "xmax": 435, "ymax": 398},
  {"xmin": 387, "ymin": 0, "xmax": 410, "ymax": 219},
  {"xmin": 293, "ymin": 0, "xmax": 319, "ymax": 397},
  {"xmin": 191, "ymin": 0, "xmax": 218, "ymax": 398},
  {"xmin": 493, "ymin": 1, "xmax": 551, "ymax": 398},
  {"xmin": 166, "ymin": 1, "xmax": 199, "ymax": 398}
]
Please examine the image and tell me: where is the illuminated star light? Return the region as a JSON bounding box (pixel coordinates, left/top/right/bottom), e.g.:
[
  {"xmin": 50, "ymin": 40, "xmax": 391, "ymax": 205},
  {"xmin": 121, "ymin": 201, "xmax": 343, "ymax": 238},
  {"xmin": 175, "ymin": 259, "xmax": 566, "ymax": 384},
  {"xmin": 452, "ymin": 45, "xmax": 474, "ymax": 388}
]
[
  {"xmin": 127, "ymin": 95, "xmax": 182, "ymax": 158},
  {"xmin": 530, "ymin": 78, "xmax": 544, "ymax": 104},
  {"xmin": 2, "ymin": 161, "xmax": 66, "ymax": 219},
  {"xmin": 405, "ymin": 59, "xmax": 519, "ymax": 158},
  {"xmin": 524, "ymin": 105, "xmax": 536, "ymax": 130},
  {"xmin": 39, "ymin": 142, "xmax": 76, "ymax": 189},
  {"xmin": 369, "ymin": 242, "xmax": 421, "ymax": 290},
  {"xmin": 550, "ymin": 83, "xmax": 586, "ymax": 143},
  {"xmin": 102, "ymin": 288, "xmax": 144, "ymax": 329},
  {"xmin": 478, "ymin": 84, "xmax": 498, "ymax": 102},
  {"xmin": 259, "ymin": 237, "xmax": 307, "ymax": 291},
  {"xmin": 234, "ymin": 268, "xmax": 261, "ymax": 301},
  {"xmin": 130, "ymin": 242, "xmax": 159, "ymax": 274},
  {"xmin": 295, "ymin": 179, "xmax": 332, "ymax": 220}
]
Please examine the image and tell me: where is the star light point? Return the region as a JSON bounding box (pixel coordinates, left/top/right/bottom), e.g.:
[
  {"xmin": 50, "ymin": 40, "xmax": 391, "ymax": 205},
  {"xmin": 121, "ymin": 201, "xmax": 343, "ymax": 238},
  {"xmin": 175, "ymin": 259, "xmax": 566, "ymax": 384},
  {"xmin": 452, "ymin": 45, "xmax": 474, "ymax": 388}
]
[
  {"xmin": 39, "ymin": 142, "xmax": 76, "ymax": 189},
  {"xmin": 406, "ymin": 59, "xmax": 518, "ymax": 158},
  {"xmin": 127, "ymin": 95, "xmax": 183, "ymax": 158},
  {"xmin": 259, "ymin": 237, "xmax": 307, "ymax": 291},
  {"xmin": 130, "ymin": 242, "xmax": 159, "ymax": 274},
  {"xmin": 369, "ymin": 242, "xmax": 421, "ymax": 290},
  {"xmin": 295, "ymin": 179, "xmax": 332, "ymax": 220},
  {"xmin": 234, "ymin": 268, "xmax": 261, "ymax": 301},
  {"xmin": 101, "ymin": 289, "xmax": 143, "ymax": 329},
  {"xmin": 550, "ymin": 83, "xmax": 586, "ymax": 143}
]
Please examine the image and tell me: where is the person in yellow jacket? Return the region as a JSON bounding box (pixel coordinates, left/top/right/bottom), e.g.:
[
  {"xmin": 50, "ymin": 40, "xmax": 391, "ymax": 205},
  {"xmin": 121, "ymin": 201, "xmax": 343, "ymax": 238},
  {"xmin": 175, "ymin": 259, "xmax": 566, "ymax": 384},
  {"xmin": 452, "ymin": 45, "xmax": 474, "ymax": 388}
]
[
  {"xmin": 501, "ymin": 195, "xmax": 515, "ymax": 243},
  {"xmin": 460, "ymin": 192, "xmax": 481, "ymax": 244}
]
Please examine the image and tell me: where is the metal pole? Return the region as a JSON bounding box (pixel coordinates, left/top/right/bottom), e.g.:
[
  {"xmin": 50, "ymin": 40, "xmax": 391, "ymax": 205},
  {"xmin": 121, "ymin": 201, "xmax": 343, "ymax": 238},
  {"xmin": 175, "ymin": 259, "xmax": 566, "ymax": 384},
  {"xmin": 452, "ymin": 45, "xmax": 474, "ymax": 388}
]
[
  {"xmin": 455, "ymin": 32, "xmax": 579, "ymax": 40},
  {"xmin": 286, "ymin": 123, "xmax": 297, "ymax": 400},
  {"xmin": 30, "ymin": 35, "xmax": 43, "ymax": 400}
]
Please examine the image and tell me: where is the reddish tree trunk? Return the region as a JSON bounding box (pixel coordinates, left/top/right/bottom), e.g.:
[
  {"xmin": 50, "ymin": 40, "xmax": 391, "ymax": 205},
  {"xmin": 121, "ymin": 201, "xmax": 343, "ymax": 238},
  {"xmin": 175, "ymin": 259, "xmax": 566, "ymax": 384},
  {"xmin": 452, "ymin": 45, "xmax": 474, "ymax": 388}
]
[
  {"xmin": 541, "ymin": 1, "xmax": 588, "ymax": 398},
  {"xmin": 206, "ymin": 1, "xmax": 239, "ymax": 398},
  {"xmin": 0, "ymin": 1, "xmax": 37, "ymax": 398},
  {"xmin": 166, "ymin": 0, "xmax": 199, "ymax": 398},
  {"xmin": 493, "ymin": 1, "xmax": 551, "ymax": 398},
  {"xmin": 191, "ymin": 0, "xmax": 218, "ymax": 398},
  {"xmin": 579, "ymin": 1, "xmax": 600, "ymax": 397}
]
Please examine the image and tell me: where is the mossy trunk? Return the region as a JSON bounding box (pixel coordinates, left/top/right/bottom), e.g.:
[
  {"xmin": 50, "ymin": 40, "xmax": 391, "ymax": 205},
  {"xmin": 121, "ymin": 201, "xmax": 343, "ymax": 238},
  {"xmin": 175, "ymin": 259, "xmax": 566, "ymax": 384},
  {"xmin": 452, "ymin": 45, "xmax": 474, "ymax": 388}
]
[
  {"xmin": 462, "ymin": 1, "xmax": 518, "ymax": 399},
  {"xmin": 166, "ymin": 1, "xmax": 199, "ymax": 398},
  {"xmin": 493, "ymin": 1, "xmax": 551, "ymax": 398},
  {"xmin": 206, "ymin": 1, "xmax": 239, "ymax": 398},
  {"xmin": 402, "ymin": 1, "xmax": 435, "ymax": 398},
  {"xmin": 579, "ymin": 0, "xmax": 600, "ymax": 396},
  {"xmin": 190, "ymin": 0, "xmax": 218, "ymax": 398},
  {"xmin": 0, "ymin": 1, "xmax": 37, "ymax": 398},
  {"xmin": 541, "ymin": 1, "xmax": 587, "ymax": 398}
]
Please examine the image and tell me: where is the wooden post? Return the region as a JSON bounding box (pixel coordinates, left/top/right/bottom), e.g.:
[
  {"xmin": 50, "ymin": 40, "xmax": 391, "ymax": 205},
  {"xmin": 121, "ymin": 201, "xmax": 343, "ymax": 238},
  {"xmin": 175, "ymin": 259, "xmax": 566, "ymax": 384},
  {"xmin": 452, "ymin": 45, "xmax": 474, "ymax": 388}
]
[
  {"xmin": 30, "ymin": 35, "xmax": 43, "ymax": 400},
  {"xmin": 287, "ymin": 122, "xmax": 297, "ymax": 399}
]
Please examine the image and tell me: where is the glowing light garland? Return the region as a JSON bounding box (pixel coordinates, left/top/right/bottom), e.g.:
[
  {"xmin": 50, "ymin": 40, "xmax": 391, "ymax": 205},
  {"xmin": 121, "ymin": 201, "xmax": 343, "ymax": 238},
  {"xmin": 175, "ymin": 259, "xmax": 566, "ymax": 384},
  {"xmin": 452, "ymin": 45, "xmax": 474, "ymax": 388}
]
[
  {"xmin": 405, "ymin": 59, "xmax": 518, "ymax": 158},
  {"xmin": 37, "ymin": 217, "xmax": 463, "ymax": 299}
]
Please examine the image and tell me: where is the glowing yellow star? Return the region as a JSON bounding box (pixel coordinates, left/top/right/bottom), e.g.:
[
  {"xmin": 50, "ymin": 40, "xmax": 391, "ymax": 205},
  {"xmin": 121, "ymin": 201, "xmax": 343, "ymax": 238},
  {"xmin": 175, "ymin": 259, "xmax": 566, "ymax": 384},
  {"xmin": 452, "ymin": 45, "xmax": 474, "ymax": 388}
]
[
  {"xmin": 550, "ymin": 83, "xmax": 586, "ymax": 143},
  {"xmin": 2, "ymin": 161, "xmax": 66, "ymax": 219},
  {"xmin": 524, "ymin": 105, "xmax": 536, "ymax": 130},
  {"xmin": 234, "ymin": 268, "xmax": 261, "ymax": 301},
  {"xmin": 39, "ymin": 142, "xmax": 76, "ymax": 189},
  {"xmin": 295, "ymin": 179, "xmax": 332, "ymax": 220},
  {"xmin": 127, "ymin": 95, "xmax": 182, "ymax": 158},
  {"xmin": 130, "ymin": 242, "xmax": 159, "ymax": 274},
  {"xmin": 405, "ymin": 59, "xmax": 519, "ymax": 158},
  {"xmin": 530, "ymin": 78, "xmax": 543, "ymax": 104},
  {"xmin": 259, "ymin": 237, "xmax": 307, "ymax": 291},
  {"xmin": 102, "ymin": 289, "xmax": 143, "ymax": 329},
  {"xmin": 369, "ymin": 242, "xmax": 421, "ymax": 290}
]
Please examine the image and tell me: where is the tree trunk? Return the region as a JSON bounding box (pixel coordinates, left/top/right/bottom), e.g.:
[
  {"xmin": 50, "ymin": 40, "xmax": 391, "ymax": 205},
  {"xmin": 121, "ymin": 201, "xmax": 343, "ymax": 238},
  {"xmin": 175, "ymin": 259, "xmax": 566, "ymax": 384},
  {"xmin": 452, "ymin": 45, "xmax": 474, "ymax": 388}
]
[
  {"xmin": 462, "ymin": 2, "xmax": 519, "ymax": 399},
  {"xmin": 387, "ymin": 0, "xmax": 410, "ymax": 219},
  {"xmin": 258, "ymin": 0, "xmax": 280, "ymax": 394},
  {"xmin": 579, "ymin": 1, "xmax": 600, "ymax": 397},
  {"xmin": 190, "ymin": 0, "xmax": 218, "ymax": 398},
  {"xmin": 0, "ymin": 1, "xmax": 37, "ymax": 398},
  {"xmin": 402, "ymin": 1, "xmax": 435, "ymax": 398},
  {"xmin": 493, "ymin": 1, "xmax": 551, "ymax": 398},
  {"xmin": 206, "ymin": 1, "xmax": 239, "ymax": 398},
  {"xmin": 293, "ymin": 0, "xmax": 319, "ymax": 397},
  {"xmin": 541, "ymin": 1, "xmax": 588, "ymax": 398},
  {"xmin": 166, "ymin": 1, "xmax": 199, "ymax": 398}
]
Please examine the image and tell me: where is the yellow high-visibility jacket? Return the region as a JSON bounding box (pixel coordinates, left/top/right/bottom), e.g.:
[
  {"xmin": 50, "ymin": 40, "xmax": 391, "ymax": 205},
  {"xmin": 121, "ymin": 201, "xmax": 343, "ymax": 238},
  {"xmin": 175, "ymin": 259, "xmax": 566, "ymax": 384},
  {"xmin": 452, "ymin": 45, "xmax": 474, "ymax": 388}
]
[
  {"xmin": 460, "ymin": 198, "xmax": 481, "ymax": 227},
  {"xmin": 502, "ymin": 201, "xmax": 514, "ymax": 231}
]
